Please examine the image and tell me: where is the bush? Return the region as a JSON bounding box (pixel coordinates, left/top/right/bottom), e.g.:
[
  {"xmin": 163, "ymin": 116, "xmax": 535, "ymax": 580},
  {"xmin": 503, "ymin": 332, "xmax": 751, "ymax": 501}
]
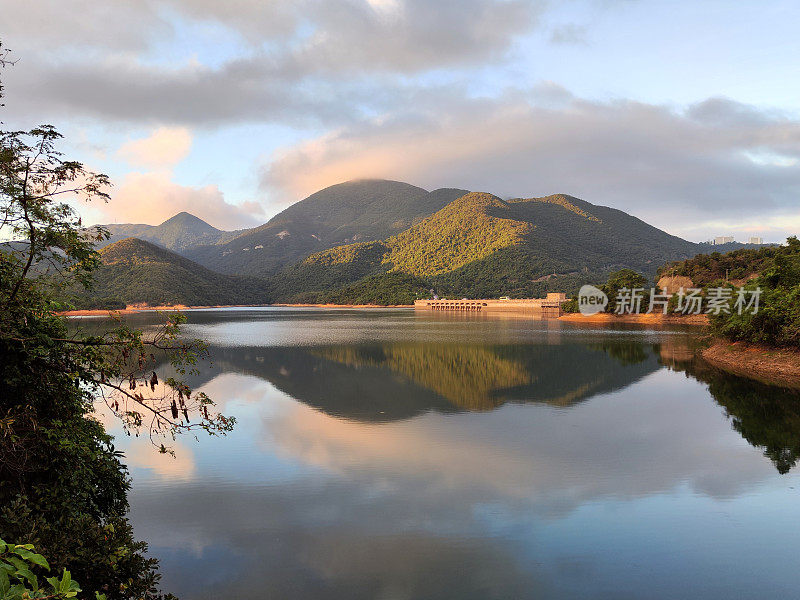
[{"xmin": 709, "ymin": 237, "xmax": 800, "ymax": 348}]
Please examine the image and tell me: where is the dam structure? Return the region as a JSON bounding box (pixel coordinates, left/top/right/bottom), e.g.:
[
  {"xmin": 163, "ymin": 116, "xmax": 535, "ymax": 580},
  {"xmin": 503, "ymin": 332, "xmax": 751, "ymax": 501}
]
[{"xmin": 414, "ymin": 293, "xmax": 567, "ymax": 314}]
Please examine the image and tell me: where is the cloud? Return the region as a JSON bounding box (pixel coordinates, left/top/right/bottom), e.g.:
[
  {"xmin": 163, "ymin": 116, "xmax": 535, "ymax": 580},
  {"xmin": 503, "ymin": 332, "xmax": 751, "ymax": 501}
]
[
  {"xmin": 261, "ymin": 89, "xmax": 800, "ymax": 240},
  {"xmin": 549, "ymin": 24, "xmax": 588, "ymax": 45},
  {"xmin": 0, "ymin": 0, "xmax": 542, "ymax": 126},
  {"xmin": 0, "ymin": 0, "xmax": 169, "ymax": 53},
  {"xmin": 102, "ymin": 171, "xmax": 264, "ymax": 229},
  {"xmin": 117, "ymin": 126, "xmax": 193, "ymax": 169}
]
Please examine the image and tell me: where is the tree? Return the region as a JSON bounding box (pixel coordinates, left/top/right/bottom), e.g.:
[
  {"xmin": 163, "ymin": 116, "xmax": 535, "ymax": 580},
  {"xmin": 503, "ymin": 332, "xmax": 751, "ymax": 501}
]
[
  {"xmin": 0, "ymin": 122, "xmax": 234, "ymax": 452},
  {"xmin": 0, "ymin": 40, "xmax": 231, "ymax": 599},
  {"xmin": 602, "ymin": 268, "xmax": 650, "ymax": 313}
]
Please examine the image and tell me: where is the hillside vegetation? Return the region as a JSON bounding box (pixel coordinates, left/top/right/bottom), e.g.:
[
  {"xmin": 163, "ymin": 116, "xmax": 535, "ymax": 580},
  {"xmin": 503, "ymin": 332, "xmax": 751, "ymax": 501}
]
[
  {"xmin": 707, "ymin": 238, "xmax": 800, "ymax": 348},
  {"xmin": 659, "ymin": 245, "xmax": 779, "ymax": 287},
  {"xmin": 270, "ymin": 191, "xmax": 700, "ymax": 303},
  {"xmin": 71, "ymin": 238, "xmax": 272, "ymax": 307}
]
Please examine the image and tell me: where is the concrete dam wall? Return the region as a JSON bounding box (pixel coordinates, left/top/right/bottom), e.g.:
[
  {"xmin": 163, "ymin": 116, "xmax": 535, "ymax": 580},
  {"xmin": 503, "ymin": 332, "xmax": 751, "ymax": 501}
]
[{"xmin": 414, "ymin": 293, "xmax": 567, "ymax": 314}]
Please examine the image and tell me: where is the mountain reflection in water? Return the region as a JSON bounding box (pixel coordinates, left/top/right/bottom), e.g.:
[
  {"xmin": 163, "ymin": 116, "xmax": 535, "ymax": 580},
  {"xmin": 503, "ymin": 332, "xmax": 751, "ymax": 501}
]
[{"xmin": 73, "ymin": 308, "xmax": 800, "ymax": 600}]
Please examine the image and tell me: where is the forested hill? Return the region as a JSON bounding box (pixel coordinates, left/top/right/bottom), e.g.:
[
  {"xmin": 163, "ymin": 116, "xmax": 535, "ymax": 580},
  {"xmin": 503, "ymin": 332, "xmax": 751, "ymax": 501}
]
[
  {"xmin": 269, "ymin": 191, "xmax": 702, "ymax": 303},
  {"xmin": 184, "ymin": 180, "xmax": 470, "ymax": 276},
  {"xmin": 71, "ymin": 238, "xmax": 272, "ymax": 308}
]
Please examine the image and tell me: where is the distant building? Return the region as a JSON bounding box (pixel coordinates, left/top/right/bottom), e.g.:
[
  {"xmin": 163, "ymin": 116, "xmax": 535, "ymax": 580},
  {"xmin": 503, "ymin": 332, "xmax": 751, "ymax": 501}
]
[
  {"xmin": 748, "ymin": 237, "xmax": 763, "ymax": 245},
  {"xmin": 714, "ymin": 236, "xmax": 735, "ymax": 245}
]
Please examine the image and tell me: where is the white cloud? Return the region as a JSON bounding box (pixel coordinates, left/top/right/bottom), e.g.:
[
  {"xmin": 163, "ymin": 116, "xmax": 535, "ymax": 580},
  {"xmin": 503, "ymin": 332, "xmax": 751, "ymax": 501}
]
[
  {"xmin": 102, "ymin": 171, "xmax": 264, "ymax": 229},
  {"xmin": 117, "ymin": 126, "xmax": 193, "ymax": 169},
  {"xmin": 0, "ymin": 0, "xmax": 542, "ymax": 126}
]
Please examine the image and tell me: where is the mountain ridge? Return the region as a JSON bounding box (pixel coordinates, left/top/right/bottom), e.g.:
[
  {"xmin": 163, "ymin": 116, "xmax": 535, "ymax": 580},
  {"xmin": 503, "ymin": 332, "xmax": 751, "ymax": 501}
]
[
  {"xmin": 94, "ymin": 212, "xmax": 242, "ymax": 253},
  {"xmin": 85, "ymin": 179, "xmax": 774, "ymax": 305},
  {"xmin": 183, "ymin": 180, "xmax": 470, "ymax": 276}
]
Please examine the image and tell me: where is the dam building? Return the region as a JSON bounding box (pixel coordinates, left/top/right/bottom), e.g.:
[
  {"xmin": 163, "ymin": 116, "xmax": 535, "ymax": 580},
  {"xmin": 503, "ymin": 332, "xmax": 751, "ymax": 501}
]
[{"xmin": 414, "ymin": 293, "xmax": 567, "ymax": 314}]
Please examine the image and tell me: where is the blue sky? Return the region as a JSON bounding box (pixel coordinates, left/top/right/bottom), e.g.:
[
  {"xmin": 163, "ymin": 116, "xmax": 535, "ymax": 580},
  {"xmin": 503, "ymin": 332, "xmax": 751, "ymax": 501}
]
[{"xmin": 1, "ymin": 0, "xmax": 798, "ymax": 241}]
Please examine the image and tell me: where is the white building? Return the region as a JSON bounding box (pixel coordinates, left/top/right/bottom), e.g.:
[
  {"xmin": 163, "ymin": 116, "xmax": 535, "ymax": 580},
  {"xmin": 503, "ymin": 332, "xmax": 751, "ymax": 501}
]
[
  {"xmin": 748, "ymin": 237, "xmax": 763, "ymax": 245},
  {"xmin": 713, "ymin": 236, "xmax": 735, "ymax": 245}
]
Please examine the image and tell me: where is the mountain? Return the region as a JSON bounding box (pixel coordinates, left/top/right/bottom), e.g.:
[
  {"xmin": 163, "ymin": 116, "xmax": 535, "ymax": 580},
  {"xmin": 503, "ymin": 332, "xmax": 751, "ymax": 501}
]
[
  {"xmin": 94, "ymin": 212, "xmax": 242, "ymax": 253},
  {"xmin": 71, "ymin": 238, "xmax": 272, "ymax": 308},
  {"xmin": 270, "ymin": 191, "xmax": 701, "ymax": 302},
  {"xmin": 184, "ymin": 180, "xmax": 470, "ymax": 276}
]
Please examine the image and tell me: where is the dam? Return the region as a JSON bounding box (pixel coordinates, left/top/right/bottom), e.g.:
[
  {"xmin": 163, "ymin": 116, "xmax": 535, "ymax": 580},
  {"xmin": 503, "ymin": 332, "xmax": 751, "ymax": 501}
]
[{"xmin": 414, "ymin": 293, "xmax": 567, "ymax": 314}]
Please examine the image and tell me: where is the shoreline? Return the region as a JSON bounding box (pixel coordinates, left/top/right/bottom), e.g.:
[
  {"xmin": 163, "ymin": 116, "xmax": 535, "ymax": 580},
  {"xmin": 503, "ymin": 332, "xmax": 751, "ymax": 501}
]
[
  {"xmin": 558, "ymin": 312, "xmax": 709, "ymax": 326},
  {"xmin": 58, "ymin": 303, "xmax": 414, "ymax": 316},
  {"xmin": 61, "ymin": 306, "xmax": 715, "ymax": 321},
  {"xmin": 701, "ymin": 340, "xmax": 800, "ymax": 389}
]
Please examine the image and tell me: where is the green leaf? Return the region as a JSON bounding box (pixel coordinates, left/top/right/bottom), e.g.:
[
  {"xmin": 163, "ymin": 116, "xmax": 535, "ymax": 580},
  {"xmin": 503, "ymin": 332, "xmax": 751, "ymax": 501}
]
[
  {"xmin": 12, "ymin": 548, "xmax": 47, "ymax": 570},
  {"xmin": 24, "ymin": 553, "xmax": 48, "ymax": 570},
  {"xmin": 6, "ymin": 583, "xmax": 27, "ymax": 598},
  {"xmin": 14, "ymin": 566, "xmax": 37, "ymax": 588},
  {"xmin": 6, "ymin": 557, "xmax": 27, "ymax": 573},
  {"xmin": 59, "ymin": 569, "xmax": 72, "ymax": 593}
]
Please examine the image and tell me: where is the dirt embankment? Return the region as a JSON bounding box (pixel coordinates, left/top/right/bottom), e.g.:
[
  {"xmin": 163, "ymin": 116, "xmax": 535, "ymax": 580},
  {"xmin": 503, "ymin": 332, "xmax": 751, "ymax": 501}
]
[
  {"xmin": 701, "ymin": 341, "xmax": 800, "ymax": 389},
  {"xmin": 271, "ymin": 303, "xmax": 413, "ymax": 308},
  {"xmin": 59, "ymin": 303, "xmax": 413, "ymax": 316},
  {"xmin": 559, "ymin": 312, "xmax": 709, "ymax": 326}
]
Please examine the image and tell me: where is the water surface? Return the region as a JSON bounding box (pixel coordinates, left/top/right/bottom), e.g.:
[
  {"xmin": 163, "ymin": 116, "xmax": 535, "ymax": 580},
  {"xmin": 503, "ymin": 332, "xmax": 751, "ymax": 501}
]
[{"xmin": 76, "ymin": 308, "xmax": 800, "ymax": 599}]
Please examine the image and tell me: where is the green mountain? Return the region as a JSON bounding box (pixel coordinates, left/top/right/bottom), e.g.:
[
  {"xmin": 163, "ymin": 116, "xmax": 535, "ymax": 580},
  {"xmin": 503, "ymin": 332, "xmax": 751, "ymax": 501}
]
[
  {"xmin": 270, "ymin": 191, "xmax": 701, "ymax": 302},
  {"xmin": 72, "ymin": 238, "xmax": 272, "ymax": 308},
  {"xmin": 94, "ymin": 212, "xmax": 242, "ymax": 253},
  {"xmin": 185, "ymin": 180, "xmax": 470, "ymax": 276}
]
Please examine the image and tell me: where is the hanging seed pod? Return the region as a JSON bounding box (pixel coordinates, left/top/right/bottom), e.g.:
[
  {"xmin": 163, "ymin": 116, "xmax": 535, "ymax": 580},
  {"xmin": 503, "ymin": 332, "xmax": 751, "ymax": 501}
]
[
  {"xmin": 203, "ymin": 406, "xmax": 209, "ymax": 420},
  {"xmin": 171, "ymin": 400, "xmax": 179, "ymax": 420},
  {"xmin": 150, "ymin": 371, "xmax": 158, "ymax": 391},
  {"xmin": 129, "ymin": 376, "xmax": 136, "ymax": 390},
  {"xmin": 183, "ymin": 408, "xmax": 189, "ymax": 422}
]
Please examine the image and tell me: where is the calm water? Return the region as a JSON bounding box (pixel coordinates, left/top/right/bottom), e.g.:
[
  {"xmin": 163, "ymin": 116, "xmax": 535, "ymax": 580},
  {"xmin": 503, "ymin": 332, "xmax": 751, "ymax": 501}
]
[{"xmin": 74, "ymin": 308, "xmax": 800, "ymax": 599}]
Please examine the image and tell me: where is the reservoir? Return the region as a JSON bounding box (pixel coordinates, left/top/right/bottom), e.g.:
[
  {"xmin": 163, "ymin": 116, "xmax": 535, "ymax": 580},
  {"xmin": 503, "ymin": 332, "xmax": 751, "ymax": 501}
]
[{"xmin": 77, "ymin": 307, "xmax": 800, "ymax": 599}]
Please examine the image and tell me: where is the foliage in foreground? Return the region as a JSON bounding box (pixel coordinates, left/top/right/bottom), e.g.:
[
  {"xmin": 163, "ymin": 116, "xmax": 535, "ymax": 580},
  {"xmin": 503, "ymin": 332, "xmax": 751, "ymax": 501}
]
[{"xmin": 1, "ymin": 538, "xmax": 101, "ymax": 600}]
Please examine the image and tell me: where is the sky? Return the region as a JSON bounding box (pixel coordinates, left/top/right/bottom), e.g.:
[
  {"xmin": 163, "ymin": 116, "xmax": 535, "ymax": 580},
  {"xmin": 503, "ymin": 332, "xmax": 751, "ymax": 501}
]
[{"xmin": 1, "ymin": 0, "xmax": 798, "ymax": 241}]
